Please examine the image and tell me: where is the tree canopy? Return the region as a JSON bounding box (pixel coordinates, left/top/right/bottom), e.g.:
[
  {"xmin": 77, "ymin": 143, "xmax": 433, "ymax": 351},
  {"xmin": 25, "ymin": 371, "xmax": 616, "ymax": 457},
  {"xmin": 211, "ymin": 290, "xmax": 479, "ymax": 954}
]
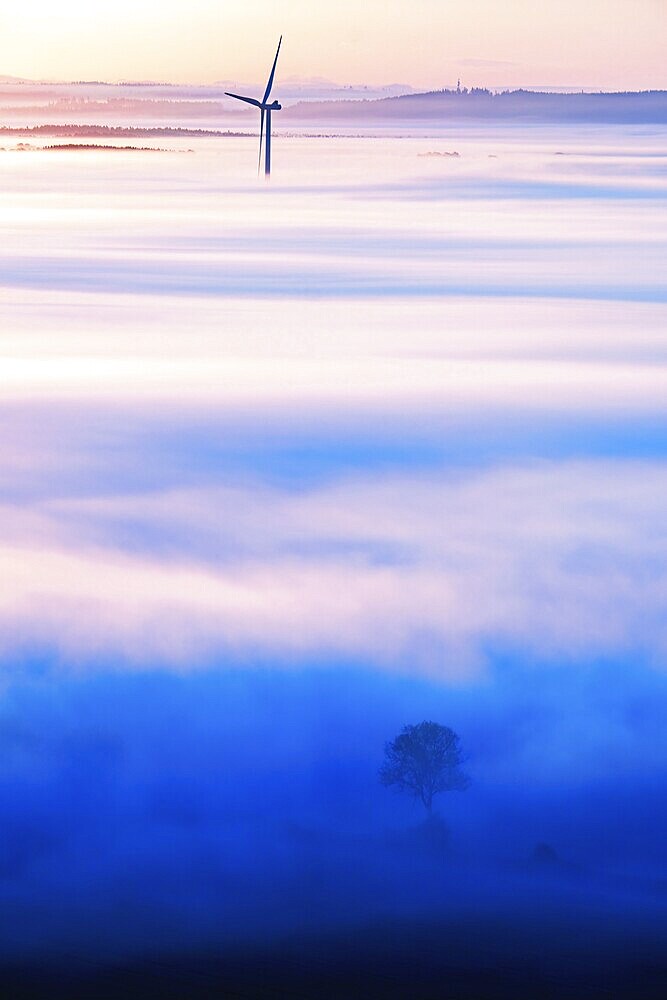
[{"xmin": 379, "ymin": 721, "xmax": 469, "ymax": 813}]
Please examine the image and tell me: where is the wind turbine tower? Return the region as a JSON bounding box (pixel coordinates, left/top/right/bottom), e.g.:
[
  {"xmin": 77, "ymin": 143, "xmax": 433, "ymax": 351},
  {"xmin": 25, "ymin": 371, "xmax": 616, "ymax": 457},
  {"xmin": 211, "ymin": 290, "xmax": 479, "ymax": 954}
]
[{"xmin": 226, "ymin": 37, "xmax": 283, "ymax": 177}]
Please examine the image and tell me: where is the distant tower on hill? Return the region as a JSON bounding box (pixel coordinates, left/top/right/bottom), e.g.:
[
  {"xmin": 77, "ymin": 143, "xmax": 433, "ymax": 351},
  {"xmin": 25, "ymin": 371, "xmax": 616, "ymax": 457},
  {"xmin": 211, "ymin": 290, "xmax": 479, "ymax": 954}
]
[{"xmin": 457, "ymin": 78, "xmax": 461, "ymax": 94}]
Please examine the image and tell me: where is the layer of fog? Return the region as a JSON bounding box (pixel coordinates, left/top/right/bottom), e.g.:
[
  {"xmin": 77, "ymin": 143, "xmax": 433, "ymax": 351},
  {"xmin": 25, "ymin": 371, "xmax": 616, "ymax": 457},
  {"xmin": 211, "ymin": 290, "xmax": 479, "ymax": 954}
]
[
  {"xmin": 0, "ymin": 124, "xmax": 665, "ymax": 965},
  {"xmin": 2, "ymin": 461, "xmax": 667, "ymax": 673},
  {"xmin": 0, "ymin": 665, "xmax": 666, "ymax": 962}
]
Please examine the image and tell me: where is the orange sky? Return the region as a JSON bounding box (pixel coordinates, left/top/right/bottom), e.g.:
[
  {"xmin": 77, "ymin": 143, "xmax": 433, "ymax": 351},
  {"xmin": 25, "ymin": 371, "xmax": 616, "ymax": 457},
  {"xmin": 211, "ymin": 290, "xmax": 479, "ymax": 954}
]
[{"xmin": 1, "ymin": 0, "xmax": 665, "ymax": 88}]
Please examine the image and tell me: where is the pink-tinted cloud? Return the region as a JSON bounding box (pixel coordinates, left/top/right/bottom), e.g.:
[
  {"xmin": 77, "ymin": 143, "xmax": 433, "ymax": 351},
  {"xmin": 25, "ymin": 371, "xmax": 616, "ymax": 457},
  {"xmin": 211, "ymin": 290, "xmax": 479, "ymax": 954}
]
[{"xmin": 1, "ymin": 462, "xmax": 666, "ymax": 675}]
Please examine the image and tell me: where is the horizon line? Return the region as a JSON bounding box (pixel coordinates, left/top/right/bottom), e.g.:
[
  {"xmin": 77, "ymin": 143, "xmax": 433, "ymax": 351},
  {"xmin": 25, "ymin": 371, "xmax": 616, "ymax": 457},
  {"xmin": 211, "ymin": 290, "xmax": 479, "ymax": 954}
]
[{"xmin": 2, "ymin": 75, "xmax": 666, "ymax": 95}]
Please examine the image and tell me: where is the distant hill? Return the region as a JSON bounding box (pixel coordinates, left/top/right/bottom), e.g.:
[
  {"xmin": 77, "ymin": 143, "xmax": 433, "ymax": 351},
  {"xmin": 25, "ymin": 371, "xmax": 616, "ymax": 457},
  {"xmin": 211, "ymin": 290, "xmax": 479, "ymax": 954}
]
[{"xmin": 284, "ymin": 89, "xmax": 667, "ymax": 124}]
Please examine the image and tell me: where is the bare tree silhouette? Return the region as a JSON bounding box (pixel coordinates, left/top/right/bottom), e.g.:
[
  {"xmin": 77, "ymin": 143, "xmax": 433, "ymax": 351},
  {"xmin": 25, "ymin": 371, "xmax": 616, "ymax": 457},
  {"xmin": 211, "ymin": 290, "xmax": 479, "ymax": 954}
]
[{"xmin": 380, "ymin": 721, "xmax": 469, "ymax": 815}]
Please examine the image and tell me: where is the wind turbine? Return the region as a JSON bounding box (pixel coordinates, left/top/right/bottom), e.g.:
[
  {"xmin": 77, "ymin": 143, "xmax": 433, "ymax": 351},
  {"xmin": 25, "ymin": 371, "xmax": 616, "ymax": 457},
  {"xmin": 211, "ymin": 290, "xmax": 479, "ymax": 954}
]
[{"xmin": 226, "ymin": 36, "xmax": 283, "ymax": 177}]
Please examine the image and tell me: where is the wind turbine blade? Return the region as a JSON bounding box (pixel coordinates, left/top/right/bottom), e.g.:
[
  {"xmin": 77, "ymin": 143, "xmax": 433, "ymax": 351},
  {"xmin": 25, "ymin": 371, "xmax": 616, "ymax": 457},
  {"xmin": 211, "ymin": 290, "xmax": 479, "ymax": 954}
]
[
  {"xmin": 225, "ymin": 92, "xmax": 263, "ymax": 109},
  {"xmin": 262, "ymin": 35, "xmax": 282, "ymax": 104},
  {"xmin": 258, "ymin": 108, "xmax": 265, "ymax": 174}
]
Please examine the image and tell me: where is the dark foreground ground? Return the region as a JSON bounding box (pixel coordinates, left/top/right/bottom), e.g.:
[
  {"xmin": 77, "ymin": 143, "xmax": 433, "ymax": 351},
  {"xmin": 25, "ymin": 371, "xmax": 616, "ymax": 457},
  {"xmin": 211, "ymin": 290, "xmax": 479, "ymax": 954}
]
[{"xmin": 3, "ymin": 916, "xmax": 666, "ymax": 1000}]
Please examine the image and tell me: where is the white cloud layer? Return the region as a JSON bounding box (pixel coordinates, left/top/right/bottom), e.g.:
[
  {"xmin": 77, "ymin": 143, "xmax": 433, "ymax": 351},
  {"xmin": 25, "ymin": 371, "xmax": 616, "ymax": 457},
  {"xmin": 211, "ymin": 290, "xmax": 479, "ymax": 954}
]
[
  {"xmin": 1, "ymin": 461, "xmax": 666, "ymax": 676},
  {"xmin": 0, "ymin": 131, "xmax": 665, "ymax": 678}
]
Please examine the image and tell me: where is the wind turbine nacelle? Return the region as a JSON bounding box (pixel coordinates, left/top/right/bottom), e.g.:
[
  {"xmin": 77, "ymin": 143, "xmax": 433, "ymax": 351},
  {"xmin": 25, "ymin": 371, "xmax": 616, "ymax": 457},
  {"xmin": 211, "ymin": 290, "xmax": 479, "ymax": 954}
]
[{"xmin": 267, "ymin": 100, "xmax": 282, "ymax": 110}]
